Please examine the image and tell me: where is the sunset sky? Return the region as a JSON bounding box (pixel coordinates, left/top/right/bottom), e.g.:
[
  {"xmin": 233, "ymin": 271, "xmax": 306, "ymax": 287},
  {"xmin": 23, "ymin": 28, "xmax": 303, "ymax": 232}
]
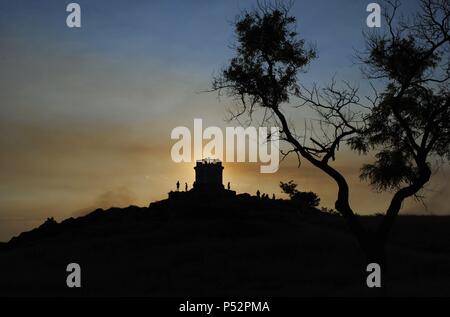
[{"xmin": 1, "ymin": 0, "xmax": 448, "ymax": 241}]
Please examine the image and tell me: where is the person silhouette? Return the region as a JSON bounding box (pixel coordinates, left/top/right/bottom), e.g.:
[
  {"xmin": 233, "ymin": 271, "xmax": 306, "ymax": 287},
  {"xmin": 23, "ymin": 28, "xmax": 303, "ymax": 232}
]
[
  {"xmin": 272, "ymin": 193, "xmax": 275, "ymax": 200},
  {"xmin": 227, "ymin": 182, "xmax": 230, "ymax": 190},
  {"xmin": 256, "ymin": 190, "xmax": 260, "ymax": 198},
  {"xmin": 176, "ymin": 181, "xmax": 180, "ymax": 191},
  {"xmin": 185, "ymin": 182, "xmax": 188, "ymax": 191}
]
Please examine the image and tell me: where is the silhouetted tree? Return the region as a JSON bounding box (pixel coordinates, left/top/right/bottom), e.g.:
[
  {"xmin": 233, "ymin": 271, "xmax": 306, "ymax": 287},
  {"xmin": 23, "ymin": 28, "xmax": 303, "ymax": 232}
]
[
  {"xmin": 280, "ymin": 180, "xmax": 320, "ymax": 208},
  {"xmin": 292, "ymin": 191, "xmax": 320, "ymax": 208},
  {"xmin": 212, "ymin": 0, "xmax": 450, "ymax": 272},
  {"xmin": 279, "ymin": 180, "xmax": 298, "ymax": 197}
]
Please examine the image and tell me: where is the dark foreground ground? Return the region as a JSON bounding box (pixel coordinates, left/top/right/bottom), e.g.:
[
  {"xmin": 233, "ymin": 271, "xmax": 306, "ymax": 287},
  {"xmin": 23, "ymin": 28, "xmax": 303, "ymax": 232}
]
[{"xmin": 1, "ymin": 193, "xmax": 450, "ymax": 297}]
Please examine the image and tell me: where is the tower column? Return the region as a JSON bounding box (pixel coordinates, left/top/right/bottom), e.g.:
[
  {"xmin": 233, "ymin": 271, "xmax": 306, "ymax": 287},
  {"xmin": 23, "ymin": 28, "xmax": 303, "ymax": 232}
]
[{"xmin": 194, "ymin": 159, "xmax": 224, "ymax": 190}]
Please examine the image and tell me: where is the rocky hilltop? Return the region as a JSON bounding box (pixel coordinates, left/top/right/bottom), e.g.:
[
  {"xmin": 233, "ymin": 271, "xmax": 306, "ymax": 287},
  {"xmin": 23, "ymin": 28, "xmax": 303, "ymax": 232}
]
[{"xmin": 1, "ymin": 192, "xmax": 450, "ymax": 296}]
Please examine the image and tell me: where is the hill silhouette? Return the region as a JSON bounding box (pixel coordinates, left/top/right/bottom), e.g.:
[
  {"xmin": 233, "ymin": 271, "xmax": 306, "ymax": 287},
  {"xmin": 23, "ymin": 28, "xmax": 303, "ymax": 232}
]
[{"xmin": 1, "ymin": 192, "xmax": 450, "ymax": 296}]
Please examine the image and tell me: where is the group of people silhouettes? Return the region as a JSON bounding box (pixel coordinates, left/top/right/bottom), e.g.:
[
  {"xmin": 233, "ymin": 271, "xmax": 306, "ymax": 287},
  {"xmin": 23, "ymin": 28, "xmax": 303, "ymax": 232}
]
[
  {"xmin": 175, "ymin": 181, "xmax": 232, "ymax": 191},
  {"xmin": 256, "ymin": 190, "xmax": 275, "ymax": 200},
  {"xmin": 175, "ymin": 181, "xmax": 189, "ymax": 192},
  {"xmin": 174, "ymin": 181, "xmax": 274, "ymax": 200}
]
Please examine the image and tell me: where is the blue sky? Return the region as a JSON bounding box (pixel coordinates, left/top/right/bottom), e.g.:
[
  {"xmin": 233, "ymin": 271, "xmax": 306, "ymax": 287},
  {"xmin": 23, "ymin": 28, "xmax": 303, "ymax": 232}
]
[
  {"xmin": 0, "ymin": 0, "xmax": 420, "ymax": 83},
  {"xmin": 1, "ymin": 0, "xmax": 405, "ymax": 125}
]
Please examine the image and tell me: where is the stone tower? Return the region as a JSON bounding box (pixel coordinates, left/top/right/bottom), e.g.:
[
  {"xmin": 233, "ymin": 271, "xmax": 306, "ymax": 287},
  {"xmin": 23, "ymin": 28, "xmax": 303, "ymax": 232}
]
[{"xmin": 193, "ymin": 158, "xmax": 224, "ymax": 190}]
